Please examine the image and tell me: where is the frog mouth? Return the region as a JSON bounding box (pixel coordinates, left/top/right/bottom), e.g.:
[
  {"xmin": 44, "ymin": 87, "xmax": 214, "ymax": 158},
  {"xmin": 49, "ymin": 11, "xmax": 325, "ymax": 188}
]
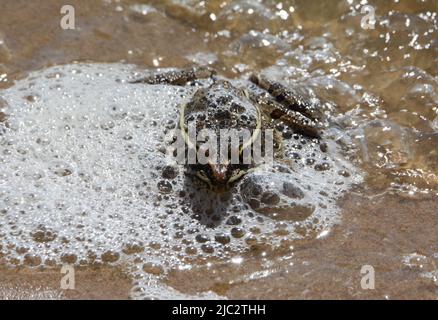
[{"xmin": 194, "ymin": 165, "xmax": 249, "ymax": 191}]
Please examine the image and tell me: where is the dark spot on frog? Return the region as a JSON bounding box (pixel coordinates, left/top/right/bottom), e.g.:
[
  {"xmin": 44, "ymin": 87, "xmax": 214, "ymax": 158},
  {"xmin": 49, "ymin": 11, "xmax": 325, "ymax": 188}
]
[
  {"xmin": 230, "ymin": 103, "xmax": 246, "ymax": 114},
  {"xmin": 214, "ymin": 109, "xmax": 231, "ymax": 120},
  {"xmin": 215, "ymin": 95, "xmax": 233, "ymax": 105}
]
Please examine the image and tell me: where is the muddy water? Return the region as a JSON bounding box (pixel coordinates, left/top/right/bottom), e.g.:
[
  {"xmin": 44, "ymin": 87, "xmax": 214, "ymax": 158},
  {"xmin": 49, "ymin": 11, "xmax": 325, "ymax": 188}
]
[{"xmin": 0, "ymin": 0, "xmax": 437, "ymax": 299}]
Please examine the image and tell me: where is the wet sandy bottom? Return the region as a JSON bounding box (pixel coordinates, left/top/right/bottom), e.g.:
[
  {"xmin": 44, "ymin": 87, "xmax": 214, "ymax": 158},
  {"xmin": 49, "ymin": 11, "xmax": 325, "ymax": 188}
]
[
  {"xmin": 1, "ymin": 193, "xmax": 436, "ymax": 299},
  {"xmin": 0, "ymin": 265, "xmax": 131, "ymax": 300}
]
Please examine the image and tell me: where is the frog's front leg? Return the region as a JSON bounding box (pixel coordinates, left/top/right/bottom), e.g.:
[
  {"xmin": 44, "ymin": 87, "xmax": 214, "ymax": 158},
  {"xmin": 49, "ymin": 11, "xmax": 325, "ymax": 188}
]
[
  {"xmin": 250, "ymin": 91, "xmax": 322, "ymax": 139},
  {"xmin": 250, "ymin": 74, "xmax": 322, "ymax": 121},
  {"xmin": 130, "ymin": 66, "xmax": 216, "ymax": 86}
]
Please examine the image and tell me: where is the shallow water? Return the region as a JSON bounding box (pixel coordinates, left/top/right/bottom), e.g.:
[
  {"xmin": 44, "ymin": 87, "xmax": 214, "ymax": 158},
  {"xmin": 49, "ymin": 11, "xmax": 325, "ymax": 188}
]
[{"xmin": 0, "ymin": 0, "xmax": 437, "ymax": 299}]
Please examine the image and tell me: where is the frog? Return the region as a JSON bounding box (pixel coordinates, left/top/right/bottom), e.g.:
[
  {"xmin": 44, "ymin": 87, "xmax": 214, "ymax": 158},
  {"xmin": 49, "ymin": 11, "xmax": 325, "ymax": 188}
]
[{"xmin": 130, "ymin": 66, "xmax": 324, "ymax": 190}]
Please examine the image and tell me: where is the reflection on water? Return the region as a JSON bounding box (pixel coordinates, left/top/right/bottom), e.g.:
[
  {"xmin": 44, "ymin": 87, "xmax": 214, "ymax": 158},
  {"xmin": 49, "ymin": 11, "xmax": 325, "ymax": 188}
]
[{"xmin": 0, "ymin": 0, "xmax": 437, "ymax": 299}]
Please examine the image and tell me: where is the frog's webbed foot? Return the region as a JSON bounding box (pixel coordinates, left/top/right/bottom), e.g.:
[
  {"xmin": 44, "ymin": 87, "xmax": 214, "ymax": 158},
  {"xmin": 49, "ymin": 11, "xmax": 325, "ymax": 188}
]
[
  {"xmin": 248, "ymin": 81, "xmax": 322, "ymax": 139},
  {"xmin": 130, "ymin": 66, "xmax": 216, "ymax": 86},
  {"xmin": 250, "ymin": 74, "xmax": 323, "ymax": 138}
]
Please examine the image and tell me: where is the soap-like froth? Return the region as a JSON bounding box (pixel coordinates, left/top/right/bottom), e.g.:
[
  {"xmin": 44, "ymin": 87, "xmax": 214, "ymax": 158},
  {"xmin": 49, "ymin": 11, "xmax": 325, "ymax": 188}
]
[{"xmin": 0, "ymin": 64, "xmax": 361, "ymax": 298}]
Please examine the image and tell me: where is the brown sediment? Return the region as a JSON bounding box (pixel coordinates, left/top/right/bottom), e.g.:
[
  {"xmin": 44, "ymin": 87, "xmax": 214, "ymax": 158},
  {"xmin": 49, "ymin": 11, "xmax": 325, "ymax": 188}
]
[{"xmin": 0, "ymin": 264, "xmax": 132, "ymax": 300}]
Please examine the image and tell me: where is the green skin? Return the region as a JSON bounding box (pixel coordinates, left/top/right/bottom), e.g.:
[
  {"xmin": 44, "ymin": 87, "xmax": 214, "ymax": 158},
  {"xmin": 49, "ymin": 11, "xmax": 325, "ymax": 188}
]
[{"xmin": 131, "ymin": 66, "xmax": 323, "ymax": 190}]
